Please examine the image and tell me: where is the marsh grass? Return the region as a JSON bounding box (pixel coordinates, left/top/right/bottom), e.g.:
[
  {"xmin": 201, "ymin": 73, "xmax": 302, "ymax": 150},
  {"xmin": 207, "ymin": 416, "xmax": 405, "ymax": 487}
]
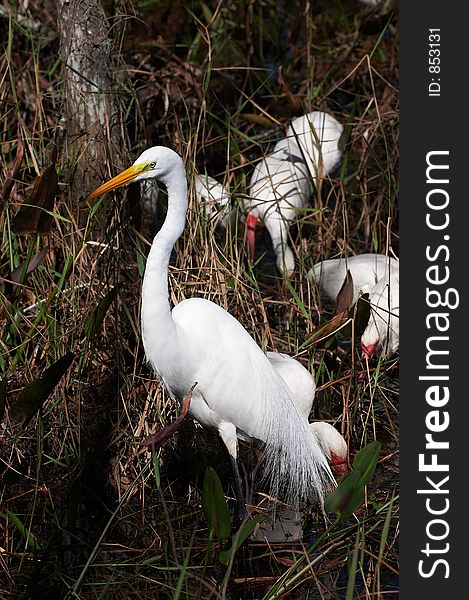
[{"xmin": 1, "ymin": 1, "xmax": 398, "ymax": 597}]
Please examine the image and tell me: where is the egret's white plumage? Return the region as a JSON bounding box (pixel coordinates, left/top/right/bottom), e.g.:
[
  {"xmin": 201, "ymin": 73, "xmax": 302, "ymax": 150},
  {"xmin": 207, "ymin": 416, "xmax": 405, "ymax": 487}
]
[
  {"xmin": 194, "ymin": 173, "xmax": 235, "ymax": 228},
  {"xmin": 265, "ymin": 351, "xmax": 316, "ymax": 420},
  {"xmin": 267, "ymin": 352, "xmax": 347, "ymax": 472},
  {"xmin": 245, "ymin": 111, "xmax": 343, "ymax": 276},
  {"xmin": 308, "ymin": 253, "xmax": 399, "ymax": 358},
  {"xmin": 86, "ymin": 146, "xmax": 334, "ymax": 510}
]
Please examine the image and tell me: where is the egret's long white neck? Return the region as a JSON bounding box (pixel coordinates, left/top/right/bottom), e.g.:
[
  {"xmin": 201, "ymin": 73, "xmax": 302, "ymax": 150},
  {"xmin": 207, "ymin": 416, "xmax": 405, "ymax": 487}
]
[{"xmin": 141, "ymin": 165, "xmax": 188, "ymax": 353}]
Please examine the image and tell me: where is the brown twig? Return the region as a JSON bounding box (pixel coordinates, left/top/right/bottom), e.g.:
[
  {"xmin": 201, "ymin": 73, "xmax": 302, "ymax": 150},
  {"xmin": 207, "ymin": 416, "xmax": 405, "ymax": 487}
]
[{"xmin": 140, "ymin": 382, "xmax": 197, "ymax": 448}]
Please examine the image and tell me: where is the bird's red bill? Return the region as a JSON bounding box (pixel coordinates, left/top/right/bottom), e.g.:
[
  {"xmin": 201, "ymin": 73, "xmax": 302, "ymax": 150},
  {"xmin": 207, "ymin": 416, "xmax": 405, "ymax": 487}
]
[
  {"xmin": 330, "ymin": 452, "xmax": 348, "ymax": 475},
  {"xmin": 362, "ymin": 342, "xmax": 378, "ymax": 360}
]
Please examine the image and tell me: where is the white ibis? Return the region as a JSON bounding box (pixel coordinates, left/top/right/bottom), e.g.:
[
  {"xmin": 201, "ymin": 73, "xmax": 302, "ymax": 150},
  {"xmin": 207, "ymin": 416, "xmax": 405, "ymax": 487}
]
[
  {"xmin": 246, "ymin": 137, "xmax": 312, "ymax": 276},
  {"xmin": 285, "ymin": 111, "xmax": 344, "ymax": 184},
  {"xmin": 361, "ymin": 264, "xmax": 399, "ymax": 358},
  {"xmin": 140, "ymin": 172, "xmax": 234, "ymax": 228},
  {"xmin": 308, "ymin": 253, "xmax": 399, "ymax": 304},
  {"xmin": 309, "ymin": 422, "xmax": 348, "ymax": 475},
  {"xmin": 193, "ymin": 173, "xmax": 235, "ymax": 228},
  {"xmin": 245, "ymin": 111, "xmax": 343, "ymax": 276},
  {"xmin": 85, "ymin": 146, "xmax": 334, "ymax": 519},
  {"xmin": 308, "ymin": 253, "xmax": 399, "ymax": 358}
]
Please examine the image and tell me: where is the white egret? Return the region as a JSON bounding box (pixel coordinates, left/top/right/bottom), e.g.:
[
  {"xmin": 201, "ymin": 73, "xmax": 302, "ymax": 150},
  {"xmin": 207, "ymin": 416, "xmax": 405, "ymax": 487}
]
[
  {"xmin": 245, "ymin": 111, "xmax": 343, "ymax": 276},
  {"xmin": 308, "ymin": 254, "xmax": 399, "ymax": 358},
  {"xmin": 266, "ymin": 351, "xmax": 316, "ymax": 419},
  {"xmin": 85, "ymin": 146, "xmax": 334, "ymax": 519},
  {"xmin": 267, "ymin": 352, "xmax": 348, "ymax": 473}
]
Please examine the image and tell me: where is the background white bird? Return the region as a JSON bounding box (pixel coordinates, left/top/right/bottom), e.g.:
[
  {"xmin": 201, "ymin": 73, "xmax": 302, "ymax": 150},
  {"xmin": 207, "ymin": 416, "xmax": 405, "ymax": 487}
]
[
  {"xmin": 308, "ymin": 253, "xmax": 399, "ymax": 305},
  {"xmin": 245, "ymin": 111, "xmax": 343, "ymax": 276},
  {"xmin": 308, "ymin": 253, "xmax": 399, "ymax": 358},
  {"xmin": 361, "ymin": 265, "xmax": 399, "ymax": 358},
  {"xmin": 267, "ymin": 352, "xmax": 347, "ymax": 473},
  {"xmin": 285, "ymin": 111, "xmax": 344, "ymax": 185},
  {"xmin": 85, "ymin": 146, "xmax": 334, "ymax": 519},
  {"xmin": 309, "ymin": 422, "xmax": 348, "ymax": 474},
  {"xmin": 193, "ymin": 173, "xmax": 235, "ymax": 228},
  {"xmin": 358, "ymin": 0, "xmax": 392, "ymax": 8},
  {"xmin": 246, "ymin": 137, "xmax": 313, "ymax": 276},
  {"xmin": 140, "ymin": 173, "xmax": 235, "ymax": 229}
]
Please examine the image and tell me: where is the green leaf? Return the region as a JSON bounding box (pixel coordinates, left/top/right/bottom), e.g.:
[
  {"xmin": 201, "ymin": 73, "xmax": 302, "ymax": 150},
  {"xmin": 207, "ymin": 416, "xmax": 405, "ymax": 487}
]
[
  {"xmin": 11, "ymin": 353, "xmax": 74, "ymax": 427},
  {"xmin": 240, "ymin": 113, "xmax": 274, "ymax": 127},
  {"xmin": 219, "ymin": 514, "xmax": 264, "ymax": 566},
  {"xmin": 325, "ymin": 473, "xmax": 365, "ymax": 521},
  {"xmin": 2, "ymin": 510, "xmax": 41, "ymax": 550},
  {"xmin": 136, "ymin": 244, "xmax": 146, "ymax": 278},
  {"xmin": 378, "ymin": 497, "xmax": 395, "ymax": 566},
  {"xmin": 201, "ymin": 467, "xmax": 231, "ymax": 540},
  {"xmin": 338, "ymin": 122, "xmax": 352, "ymax": 153},
  {"xmin": 345, "ymin": 529, "xmax": 361, "ymax": 600},
  {"xmin": 324, "ymin": 441, "xmax": 381, "ymax": 520},
  {"xmin": 84, "ymin": 287, "xmax": 118, "ymax": 341},
  {"xmin": 351, "ymin": 441, "xmax": 381, "ymax": 485},
  {"xmin": 287, "ymin": 280, "xmax": 309, "ymax": 319},
  {"xmin": 200, "ymin": 0, "xmax": 213, "ymax": 23},
  {"xmin": 152, "ymin": 452, "xmax": 161, "ymax": 489}
]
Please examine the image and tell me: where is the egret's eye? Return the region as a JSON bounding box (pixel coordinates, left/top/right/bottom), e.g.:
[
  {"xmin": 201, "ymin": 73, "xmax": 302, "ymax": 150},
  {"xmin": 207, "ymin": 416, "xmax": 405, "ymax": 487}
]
[{"xmin": 148, "ymin": 161, "xmax": 156, "ymax": 170}]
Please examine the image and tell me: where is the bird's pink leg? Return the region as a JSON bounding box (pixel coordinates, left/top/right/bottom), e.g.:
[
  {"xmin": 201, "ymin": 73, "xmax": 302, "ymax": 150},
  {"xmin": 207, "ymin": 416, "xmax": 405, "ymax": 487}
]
[{"xmin": 246, "ymin": 213, "xmax": 258, "ymax": 263}]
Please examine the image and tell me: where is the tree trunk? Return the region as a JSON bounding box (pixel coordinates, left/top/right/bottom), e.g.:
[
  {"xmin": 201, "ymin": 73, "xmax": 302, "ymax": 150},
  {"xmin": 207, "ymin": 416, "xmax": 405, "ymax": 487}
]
[{"xmin": 55, "ymin": 0, "xmax": 124, "ymax": 198}]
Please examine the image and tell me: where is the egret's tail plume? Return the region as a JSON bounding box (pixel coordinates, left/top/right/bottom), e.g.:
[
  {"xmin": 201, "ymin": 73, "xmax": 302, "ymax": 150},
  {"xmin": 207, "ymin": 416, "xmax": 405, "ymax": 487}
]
[{"xmin": 260, "ymin": 376, "xmax": 335, "ymax": 506}]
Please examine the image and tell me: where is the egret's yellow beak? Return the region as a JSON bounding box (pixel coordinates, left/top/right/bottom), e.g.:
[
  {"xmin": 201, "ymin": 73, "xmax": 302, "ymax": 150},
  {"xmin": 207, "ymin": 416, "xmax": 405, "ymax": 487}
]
[{"xmin": 85, "ymin": 162, "xmax": 152, "ymax": 202}]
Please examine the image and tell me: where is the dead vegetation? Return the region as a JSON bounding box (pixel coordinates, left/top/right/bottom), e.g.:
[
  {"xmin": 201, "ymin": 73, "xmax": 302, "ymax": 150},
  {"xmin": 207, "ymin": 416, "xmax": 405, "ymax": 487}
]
[{"xmin": 1, "ymin": 1, "xmax": 398, "ymax": 597}]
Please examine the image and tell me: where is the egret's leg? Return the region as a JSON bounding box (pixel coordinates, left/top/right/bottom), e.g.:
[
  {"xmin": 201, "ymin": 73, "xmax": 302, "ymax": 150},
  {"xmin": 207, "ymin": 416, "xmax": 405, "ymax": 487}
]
[
  {"xmin": 218, "ymin": 422, "xmax": 246, "ymax": 524},
  {"xmin": 229, "ymin": 454, "xmax": 247, "ymax": 524}
]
